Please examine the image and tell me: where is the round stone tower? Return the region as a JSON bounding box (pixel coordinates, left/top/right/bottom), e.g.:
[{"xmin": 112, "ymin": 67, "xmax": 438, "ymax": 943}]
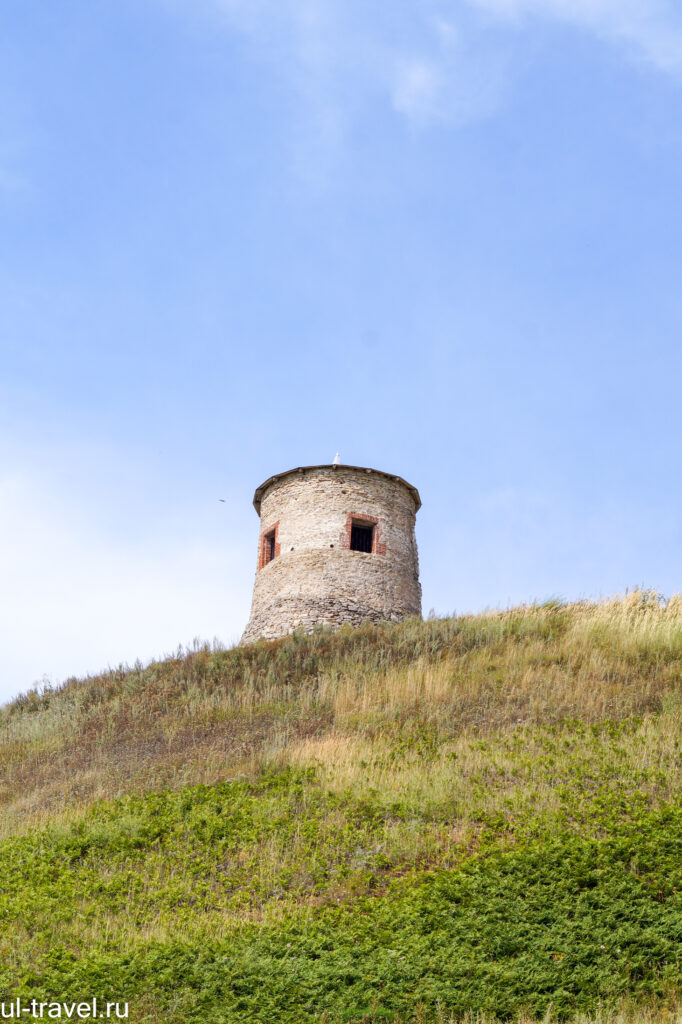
[{"xmin": 241, "ymin": 463, "xmax": 421, "ymax": 644}]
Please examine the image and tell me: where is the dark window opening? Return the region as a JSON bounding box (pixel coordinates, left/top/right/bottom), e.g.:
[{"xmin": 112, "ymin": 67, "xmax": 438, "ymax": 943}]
[
  {"xmin": 263, "ymin": 531, "xmax": 276, "ymax": 565},
  {"xmin": 350, "ymin": 523, "xmax": 374, "ymax": 553}
]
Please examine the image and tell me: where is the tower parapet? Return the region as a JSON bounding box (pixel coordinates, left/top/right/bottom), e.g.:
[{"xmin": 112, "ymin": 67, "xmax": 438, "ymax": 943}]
[{"xmin": 241, "ymin": 463, "xmax": 421, "ymax": 644}]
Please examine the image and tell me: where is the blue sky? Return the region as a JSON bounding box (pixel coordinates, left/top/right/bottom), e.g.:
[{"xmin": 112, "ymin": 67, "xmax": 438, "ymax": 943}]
[{"xmin": 1, "ymin": 0, "xmax": 681, "ymax": 700}]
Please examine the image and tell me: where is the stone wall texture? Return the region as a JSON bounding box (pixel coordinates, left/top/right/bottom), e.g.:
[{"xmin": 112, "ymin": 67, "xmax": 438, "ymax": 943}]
[{"xmin": 241, "ymin": 465, "xmax": 421, "ymax": 644}]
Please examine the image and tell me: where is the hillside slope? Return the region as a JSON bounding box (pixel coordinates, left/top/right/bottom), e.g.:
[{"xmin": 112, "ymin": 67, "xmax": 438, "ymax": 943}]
[{"xmin": 2, "ymin": 593, "xmax": 682, "ymax": 1022}]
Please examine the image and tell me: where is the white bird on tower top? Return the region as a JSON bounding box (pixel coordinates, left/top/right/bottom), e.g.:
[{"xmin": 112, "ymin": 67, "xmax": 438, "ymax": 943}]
[{"xmin": 333, "ymin": 452, "xmax": 341, "ymax": 465}]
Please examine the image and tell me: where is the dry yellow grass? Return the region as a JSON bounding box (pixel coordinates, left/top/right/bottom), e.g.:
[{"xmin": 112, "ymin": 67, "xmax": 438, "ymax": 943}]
[
  {"xmin": 426, "ymin": 1004, "xmax": 682, "ymax": 1024},
  {"xmin": 1, "ymin": 591, "xmax": 680, "ymax": 838}
]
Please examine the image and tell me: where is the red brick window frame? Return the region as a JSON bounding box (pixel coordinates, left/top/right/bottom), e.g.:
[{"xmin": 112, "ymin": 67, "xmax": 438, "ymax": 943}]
[
  {"xmin": 340, "ymin": 514, "xmax": 386, "ymax": 555},
  {"xmin": 258, "ymin": 521, "xmax": 280, "ymax": 569}
]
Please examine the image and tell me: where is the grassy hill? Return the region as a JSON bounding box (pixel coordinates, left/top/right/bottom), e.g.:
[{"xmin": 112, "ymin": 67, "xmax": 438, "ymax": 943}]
[{"xmin": 2, "ymin": 593, "xmax": 682, "ymax": 1022}]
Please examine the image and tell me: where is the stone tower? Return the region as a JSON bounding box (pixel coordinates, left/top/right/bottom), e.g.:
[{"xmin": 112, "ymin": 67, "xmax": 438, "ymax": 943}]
[{"xmin": 241, "ymin": 463, "xmax": 421, "ymax": 644}]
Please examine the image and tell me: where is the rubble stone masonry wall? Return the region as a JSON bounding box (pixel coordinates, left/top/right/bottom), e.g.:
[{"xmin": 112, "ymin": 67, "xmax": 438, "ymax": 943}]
[{"xmin": 241, "ymin": 465, "xmax": 421, "ymax": 644}]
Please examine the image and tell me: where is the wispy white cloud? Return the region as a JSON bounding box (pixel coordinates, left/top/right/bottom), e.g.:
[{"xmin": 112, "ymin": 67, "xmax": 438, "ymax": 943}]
[
  {"xmin": 203, "ymin": 0, "xmax": 508, "ymax": 133},
  {"xmin": 198, "ymin": 0, "xmax": 682, "ymax": 139},
  {"xmin": 391, "ymin": 58, "xmax": 444, "ymax": 120},
  {"xmin": 466, "ymin": 0, "xmax": 682, "ymax": 73}
]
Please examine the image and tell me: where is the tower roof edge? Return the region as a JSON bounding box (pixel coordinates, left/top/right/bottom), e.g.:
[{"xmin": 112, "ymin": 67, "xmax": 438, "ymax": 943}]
[{"xmin": 252, "ymin": 464, "xmax": 421, "ymax": 515}]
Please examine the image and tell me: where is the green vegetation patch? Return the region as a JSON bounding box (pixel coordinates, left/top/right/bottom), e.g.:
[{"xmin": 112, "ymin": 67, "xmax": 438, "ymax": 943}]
[{"xmin": 6, "ymin": 804, "xmax": 682, "ymax": 1023}]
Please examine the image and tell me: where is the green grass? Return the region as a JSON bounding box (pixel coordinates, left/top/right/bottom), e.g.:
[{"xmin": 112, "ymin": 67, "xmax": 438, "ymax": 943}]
[
  {"xmin": 4, "ymin": 783, "xmax": 682, "ymax": 1022},
  {"xmin": 2, "ymin": 592, "xmax": 682, "ymax": 1022}
]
